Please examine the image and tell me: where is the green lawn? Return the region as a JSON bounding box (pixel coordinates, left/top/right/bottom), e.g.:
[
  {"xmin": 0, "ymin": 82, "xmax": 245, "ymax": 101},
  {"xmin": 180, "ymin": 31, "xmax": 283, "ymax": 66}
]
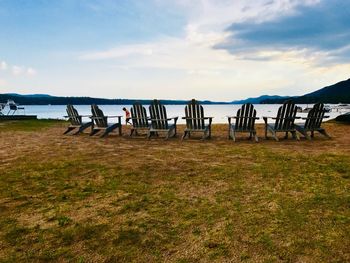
[{"xmin": 0, "ymin": 120, "xmax": 349, "ymax": 262}]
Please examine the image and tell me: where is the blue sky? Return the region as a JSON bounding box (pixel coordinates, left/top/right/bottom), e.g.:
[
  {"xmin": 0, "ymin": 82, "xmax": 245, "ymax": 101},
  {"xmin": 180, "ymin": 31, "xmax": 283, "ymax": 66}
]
[{"xmin": 0, "ymin": 0, "xmax": 349, "ymax": 100}]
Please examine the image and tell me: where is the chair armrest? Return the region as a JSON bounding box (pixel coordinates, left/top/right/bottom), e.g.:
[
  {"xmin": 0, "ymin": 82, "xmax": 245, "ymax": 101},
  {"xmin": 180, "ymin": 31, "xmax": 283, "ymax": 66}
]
[
  {"xmin": 302, "ymin": 116, "xmax": 330, "ymax": 120},
  {"xmin": 106, "ymin": 115, "xmax": 122, "ymax": 118},
  {"xmin": 131, "ymin": 117, "xmax": 150, "ymax": 120},
  {"xmin": 151, "ymin": 117, "xmax": 177, "ymax": 121},
  {"xmin": 231, "ymin": 116, "xmax": 259, "ymax": 119},
  {"xmin": 182, "ymin": 117, "xmax": 213, "ymax": 120},
  {"xmin": 90, "ymin": 116, "xmax": 107, "ymax": 119}
]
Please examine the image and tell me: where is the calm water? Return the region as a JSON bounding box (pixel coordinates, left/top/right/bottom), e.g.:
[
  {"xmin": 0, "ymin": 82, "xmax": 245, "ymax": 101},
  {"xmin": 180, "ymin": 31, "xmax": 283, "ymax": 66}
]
[{"xmin": 18, "ymin": 104, "xmax": 346, "ymax": 124}]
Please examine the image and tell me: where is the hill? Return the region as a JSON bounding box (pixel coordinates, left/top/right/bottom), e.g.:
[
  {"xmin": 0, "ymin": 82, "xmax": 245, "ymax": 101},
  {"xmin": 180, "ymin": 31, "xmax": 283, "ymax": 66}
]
[
  {"xmin": 232, "ymin": 95, "xmax": 292, "ymax": 104},
  {"xmin": 261, "ymin": 78, "xmax": 350, "ymax": 104},
  {"xmin": 0, "ymin": 93, "xmax": 229, "ymax": 105}
]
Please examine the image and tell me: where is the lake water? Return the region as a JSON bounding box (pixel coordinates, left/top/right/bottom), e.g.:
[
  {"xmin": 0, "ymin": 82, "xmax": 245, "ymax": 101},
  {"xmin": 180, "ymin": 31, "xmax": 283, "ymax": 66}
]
[{"xmin": 18, "ymin": 104, "xmax": 347, "ymax": 124}]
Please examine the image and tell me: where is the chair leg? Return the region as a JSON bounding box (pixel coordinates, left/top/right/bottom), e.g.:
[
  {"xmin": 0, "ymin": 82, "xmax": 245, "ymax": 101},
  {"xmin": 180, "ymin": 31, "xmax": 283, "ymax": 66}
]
[
  {"xmin": 171, "ymin": 127, "xmax": 176, "ymax": 138},
  {"xmin": 232, "ymin": 130, "xmax": 236, "ymax": 142},
  {"xmin": 284, "ymin": 132, "xmax": 289, "ymax": 139},
  {"xmin": 63, "ymin": 127, "xmax": 75, "ymax": 135},
  {"xmin": 90, "ymin": 129, "xmax": 99, "ymax": 136},
  {"xmin": 265, "ymin": 124, "xmax": 268, "ymax": 139},
  {"xmin": 319, "ymin": 129, "xmax": 331, "ymax": 139},
  {"xmin": 272, "ymin": 131, "xmax": 279, "ymax": 141},
  {"xmin": 101, "ymin": 126, "xmax": 113, "ymax": 138},
  {"xmin": 254, "ymin": 133, "xmax": 259, "ymax": 143},
  {"xmin": 202, "ymin": 131, "xmax": 207, "ymax": 140},
  {"xmin": 291, "ymin": 131, "xmax": 300, "ymax": 141},
  {"xmin": 181, "ymin": 131, "xmax": 188, "ymax": 140},
  {"xmin": 304, "ymin": 131, "xmax": 312, "ymax": 140},
  {"xmin": 74, "ymin": 122, "xmax": 92, "ymax": 135},
  {"xmin": 165, "ymin": 130, "xmax": 171, "ymax": 140},
  {"xmin": 101, "ymin": 129, "xmax": 110, "ymax": 138},
  {"xmin": 229, "ymin": 128, "xmax": 233, "ymax": 140},
  {"xmin": 147, "ymin": 130, "xmax": 152, "ymax": 139}
]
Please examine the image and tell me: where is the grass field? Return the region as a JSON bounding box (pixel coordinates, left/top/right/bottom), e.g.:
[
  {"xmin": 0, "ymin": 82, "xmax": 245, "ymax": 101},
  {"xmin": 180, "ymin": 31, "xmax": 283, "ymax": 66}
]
[{"xmin": 0, "ymin": 120, "xmax": 349, "ymax": 262}]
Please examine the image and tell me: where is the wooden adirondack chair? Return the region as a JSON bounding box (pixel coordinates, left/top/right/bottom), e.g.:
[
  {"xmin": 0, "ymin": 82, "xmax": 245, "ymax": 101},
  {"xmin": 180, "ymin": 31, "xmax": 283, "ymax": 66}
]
[
  {"xmin": 130, "ymin": 102, "xmax": 150, "ymax": 136},
  {"xmin": 149, "ymin": 99, "xmax": 178, "ymax": 139},
  {"xmin": 182, "ymin": 99, "xmax": 213, "ymax": 140},
  {"xmin": 263, "ymin": 100, "xmax": 300, "ymax": 141},
  {"xmin": 90, "ymin": 104, "xmax": 122, "ymax": 137},
  {"xmin": 64, "ymin": 104, "xmax": 92, "ymax": 135},
  {"xmin": 228, "ymin": 103, "xmax": 259, "ymax": 142},
  {"xmin": 295, "ymin": 103, "xmax": 331, "ymax": 140}
]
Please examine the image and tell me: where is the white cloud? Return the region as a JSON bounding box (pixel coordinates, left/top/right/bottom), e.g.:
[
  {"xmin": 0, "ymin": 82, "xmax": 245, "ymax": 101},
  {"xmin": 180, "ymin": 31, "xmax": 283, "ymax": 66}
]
[
  {"xmin": 76, "ymin": 0, "xmax": 349, "ymax": 100},
  {"xmin": 12, "ymin": 65, "xmax": 23, "ymax": 76},
  {"xmin": 1, "ymin": 61, "xmax": 7, "ymax": 70},
  {"xmin": 80, "ymin": 44, "xmax": 154, "ymax": 60},
  {"xmin": 0, "ymin": 78, "xmax": 6, "ymax": 86},
  {"xmin": 0, "ymin": 63, "xmax": 38, "ymax": 77},
  {"xmin": 26, "ymin": 67, "xmax": 37, "ymax": 76}
]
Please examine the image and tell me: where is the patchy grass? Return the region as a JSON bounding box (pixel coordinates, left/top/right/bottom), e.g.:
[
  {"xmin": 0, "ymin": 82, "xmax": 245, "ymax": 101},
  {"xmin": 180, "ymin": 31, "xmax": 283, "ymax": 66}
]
[
  {"xmin": 0, "ymin": 120, "xmax": 349, "ymax": 262},
  {"xmin": 0, "ymin": 119, "xmax": 65, "ymax": 132}
]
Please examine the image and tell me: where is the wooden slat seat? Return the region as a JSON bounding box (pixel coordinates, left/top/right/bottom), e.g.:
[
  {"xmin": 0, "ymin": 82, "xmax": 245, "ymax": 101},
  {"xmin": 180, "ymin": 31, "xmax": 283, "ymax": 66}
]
[
  {"xmin": 149, "ymin": 99, "xmax": 178, "ymax": 139},
  {"xmin": 130, "ymin": 102, "xmax": 150, "ymax": 137},
  {"xmin": 182, "ymin": 99, "xmax": 213, "ymax": 140},
  {"xmin": 64, "ymin": 104, "xmax": 93, "ymax": 135},
  {"xmin": 90, "ymin": 104, "xmax": 122, "ymax": 137},
  {"xmin": 295, "ymin": 102, "xmax": 331, "ymax": 140},
  {"xmin": 228, "ymin": 103, "xmax": 259, "ymax": 142},
  {"xmin": 263, "ymin": 100, "xmax": 300, "ymax": 141}
]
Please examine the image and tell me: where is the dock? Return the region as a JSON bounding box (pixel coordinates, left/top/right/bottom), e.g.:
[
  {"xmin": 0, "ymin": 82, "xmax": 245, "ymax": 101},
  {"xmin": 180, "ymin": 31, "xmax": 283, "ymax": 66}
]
[{"xmin": 0, "ymin": 115, "xmax": 37, "ymax": 121}]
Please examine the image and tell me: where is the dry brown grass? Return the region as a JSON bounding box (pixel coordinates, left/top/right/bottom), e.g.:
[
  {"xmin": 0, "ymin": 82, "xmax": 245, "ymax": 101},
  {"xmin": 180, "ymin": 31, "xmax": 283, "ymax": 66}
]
[{"xmin": 0, "ymin": 120, "xmax": 349, "ymax": 262}]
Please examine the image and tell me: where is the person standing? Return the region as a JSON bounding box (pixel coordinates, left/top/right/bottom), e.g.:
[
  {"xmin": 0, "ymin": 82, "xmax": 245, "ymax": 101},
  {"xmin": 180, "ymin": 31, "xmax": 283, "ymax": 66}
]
[{"xmin": 123, "ymin": 107, "xmax": 131, "ymax": 125}]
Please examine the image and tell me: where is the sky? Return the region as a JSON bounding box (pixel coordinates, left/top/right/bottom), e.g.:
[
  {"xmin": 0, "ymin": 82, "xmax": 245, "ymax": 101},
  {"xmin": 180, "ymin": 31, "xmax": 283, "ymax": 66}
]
[{"xmin": 0, "ymin": 0, "xmax": 349, "ymax": 101}]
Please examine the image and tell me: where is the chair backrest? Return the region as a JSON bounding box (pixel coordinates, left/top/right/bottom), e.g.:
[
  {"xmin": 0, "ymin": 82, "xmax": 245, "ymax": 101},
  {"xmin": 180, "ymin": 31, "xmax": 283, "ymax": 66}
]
[
  {"xmin": 130, "ymin": 102, "xmax": 149, "ymax": 128},
  {"xmin": 184, "ymin": 99, "xmax": 205, "ymax": 130},
  {"xmin": 91, "ymin": 104, "xmax": 107, "ymax": 127},
  {"xmin": 304, "ymin": 103, "xmax": 326, "ymax": 131},
  {"xmin": 235, "ymin": 103, "xmax": 257, "ymax": 131},
  {"xmin": 274, "ymin": 100, "xmax": 298, "ymax": 131},
  {"xmin": 149, "ymin": 99, "xmax": 169, "ymax": 130},
  {"xmin": 0, "ymin": 103, "xmax": 5, "ymax": 115},
  {"xmin": 66, "ymin": 104, "xmax": 82, "ymax": 125}
]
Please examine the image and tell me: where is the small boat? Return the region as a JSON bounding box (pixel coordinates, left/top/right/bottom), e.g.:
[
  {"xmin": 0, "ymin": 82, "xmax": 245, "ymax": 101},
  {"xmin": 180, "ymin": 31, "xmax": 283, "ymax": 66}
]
[
  {"xmin": 0, "ymin": 100, "xmax": 26, "ymax": 115},
  {"xmin": 0, "ymin": 100, "xmax": 37, "ymax": 120}
]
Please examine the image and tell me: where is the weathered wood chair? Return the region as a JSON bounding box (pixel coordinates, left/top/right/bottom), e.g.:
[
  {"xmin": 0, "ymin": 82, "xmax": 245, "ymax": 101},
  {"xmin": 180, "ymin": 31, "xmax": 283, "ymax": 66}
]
[
  {"xmin": 130, "ymin": 102, "xmax": 150, "ymax": 136},
  {"xmin": 296, "ymin": 102, "xmax": 331, "ymax": 140},
  {"xmin": 64, "ymin": 104, "xmax": 92, "ymax": 135},
  {"xmin": 149, "ymin": 99, "xmax": 178, "ymax": 139},
  {"xmin": 182, "ymin": 99, "xmax": 213, "ymax": 140},
  {"xmin": 263, "ymin": 100, "xmax": 300, "ymax": 141},
  {"xmin": 90, "ymin": 104, "xmax": 122, "ymax": 137},
  {"xmin": 228, "ymin": 103, "xmax": 259, "ymax": 142},
  {"xmin": 0, "ymin": 103, "xmax": 5, "ymax": 115}
]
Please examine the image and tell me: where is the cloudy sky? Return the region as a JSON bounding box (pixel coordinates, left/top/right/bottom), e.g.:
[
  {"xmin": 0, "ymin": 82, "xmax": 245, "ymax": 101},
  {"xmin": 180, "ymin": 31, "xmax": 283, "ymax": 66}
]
[{"xmin": 0, "ymin": 0, "xmax": 349, "ymax": 101}]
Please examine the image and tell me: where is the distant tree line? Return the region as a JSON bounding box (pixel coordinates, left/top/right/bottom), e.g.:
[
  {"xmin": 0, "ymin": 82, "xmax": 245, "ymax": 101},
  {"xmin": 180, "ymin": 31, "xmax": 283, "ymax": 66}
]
[{"xmin": 0, "ymin": 94, "xmax": 229, "ymax": 105}]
